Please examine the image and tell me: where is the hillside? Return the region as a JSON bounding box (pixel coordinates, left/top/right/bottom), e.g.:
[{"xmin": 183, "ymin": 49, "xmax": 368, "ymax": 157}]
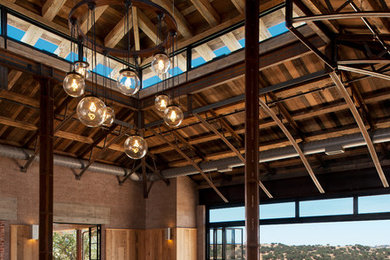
[{"xmin": 260, "ymin": 244, "xmax": 390, "ymax": 260}]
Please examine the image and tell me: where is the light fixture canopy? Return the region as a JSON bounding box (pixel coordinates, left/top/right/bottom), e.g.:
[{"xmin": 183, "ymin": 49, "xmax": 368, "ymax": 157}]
[
  {"xmin": 151, "ymin": 52, "xmax": 171, "ymax": 75},
  {"xmin": 124, "ymin": 135, "xmax": 148, "ymax": 160},
  {"xmin": 77, "ymin": 96, "xmax": 106, "ymax": 127},
  {"xmin": 164, "ymin": 105, "xmax": 184, "ymax": 127},
  {"xmin": 74, "ymin": 60, "xmax": 90, "ymax": 79},
  {"xmin": 117, "ymin": 68, "xmax": 141, "ymax": 96},
  {"xmin": 63, "ymin": 71, "xmax": 85, "ymax": 97},
  {"xmin": 155, "ymin": 94, "xmax": 170, "ymax": 112},
  {"xmin": 102, "ymin": 106, "xmax": 115, "ymax": 127}
]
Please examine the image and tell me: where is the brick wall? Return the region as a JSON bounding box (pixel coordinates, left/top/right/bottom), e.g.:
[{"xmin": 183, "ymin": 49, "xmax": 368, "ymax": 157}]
[{"xmin": 0, "ymin": 221, "xmax": 4, "ymax": 260}]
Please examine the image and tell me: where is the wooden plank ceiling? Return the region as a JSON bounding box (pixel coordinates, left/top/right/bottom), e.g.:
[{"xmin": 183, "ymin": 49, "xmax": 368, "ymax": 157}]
[{"xmin": 1, "ymin": 0, "xmax": 390, "ymax": 198}]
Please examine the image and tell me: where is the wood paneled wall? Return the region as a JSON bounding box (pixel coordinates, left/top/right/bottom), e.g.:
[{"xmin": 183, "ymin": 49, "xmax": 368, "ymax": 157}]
[
  {"xmin": 10, "ymin": 225, "xmax": 38, "ymax": 260},
  {"xmin": 106, "ymin": 228, "xmax": 196, "ymax": 260},
  {"xmin": 106, "ymin": 229, "xmax": 145, "ymax": 260},
  {"xmin": 176, "ymin": 228, "xmax": 197, "ymax": 260}
]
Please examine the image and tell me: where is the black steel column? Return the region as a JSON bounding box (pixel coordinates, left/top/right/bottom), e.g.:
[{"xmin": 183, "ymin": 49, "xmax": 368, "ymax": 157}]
[
  {"xmin": 39, "ymin": 78, "xmax": 54, "ymax": 260},
  {"xmin": 245, "ymin": 0, "xmax": 260, "ymax": 259}
]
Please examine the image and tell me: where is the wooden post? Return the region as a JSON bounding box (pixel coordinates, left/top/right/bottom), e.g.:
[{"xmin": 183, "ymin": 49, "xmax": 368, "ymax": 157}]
[
  {"xmin": 77, "ymin": 229, "xmax": 83, "ymax": 260},
  {"xmin": 39, "ymin": 78, "xmax": 54, "ymax": 260},
  {"xmin": 245, "ymin": 0, "xmax": 260, "ymax": 259}
]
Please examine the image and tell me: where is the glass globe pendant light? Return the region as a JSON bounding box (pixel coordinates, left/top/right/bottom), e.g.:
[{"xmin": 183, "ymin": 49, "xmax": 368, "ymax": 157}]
[
  {"xmin": 151, "ymin": 52, "xmax": 170, "ymax": 75},
  {"xmin": 77, "ymin": 96, "xmax": 106, "ymax": 127},
  {"xmin": 102, "ymin": 106, "xmax": 115, "ymax": 127},
  {"xmin": 74, "ymin": 61, "xmax": 90, "ymax": 79},
  {"xmin": 124, "ymin": 135, "xmax": 148, "ymax": 160},
  {"xmin": 155, "ymin": 94, "xmax": 170, "ymax": 112},
  {"xmin": 117, "ymin": 68, "xmax": 141, "ymax": 96},
  {"xmin": 63, "ymin": 71, "xmax": 85, "ymax": 97},
  {"xmin": 164, "ymin": 105, "xmax": 184, "ymax": 127}
]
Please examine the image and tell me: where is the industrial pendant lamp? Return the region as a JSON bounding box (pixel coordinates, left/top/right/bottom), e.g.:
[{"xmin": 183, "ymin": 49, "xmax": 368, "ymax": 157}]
[
  {"xmin": 77, "ymin": 96, "xmax": 106, "ymax": 127},
  {"xmin": 151, "ymin": 52, "xmax": 170, "ymax": 75},
  {"xmin": 155, "ymin": 93, "xmax": 170, "ymax": 112},
  {"xmin": 124, "ymin": 135, "xmax": 148, "ymax": 160},
  {"xmin": 163, "ymin": 105, "xmax": 183, "ymax": 127},
  {"xmin": 63, "ymin": 71, "xmax": 85, "ymax": 97},
  {"xmin": 117, "ymin": 68, "xmax": 140, "ymax": 96}
]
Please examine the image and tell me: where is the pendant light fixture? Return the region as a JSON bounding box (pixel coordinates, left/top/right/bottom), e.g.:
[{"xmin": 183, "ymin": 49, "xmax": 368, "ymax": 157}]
[
  {"xmin": 117, "ymin": 68, "xmax": 140, "ymax": 96},
  {"xmin": 77, "ymin": 96, "xmax": 106, "ymax": 127},
  {"xmin": 163, "ymin": 105, "xmax": 183, "ymax": 127},
  {"xmin": 124, "ymin": 135, "xmax": 148, "ymax": 160},
  {"xmin": 63, "ymin": 21, "xmax": 85, "ymax": 97},
  {"xmin": 63, "ymin": 71, "xmax": 85, "ymax": 97},
  {"xmin": 151, "ymin": 52, "xmax": 170, "ymax": 75},
  {"xmin": 155, "ymin": 93, "xmax": 170, "ymax": 112}
]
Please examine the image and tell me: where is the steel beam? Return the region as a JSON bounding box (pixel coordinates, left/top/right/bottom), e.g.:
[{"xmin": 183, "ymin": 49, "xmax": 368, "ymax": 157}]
[
  {"xmin": 259, "ymin": 98, "xmax": 325, "ymax": 193},
  {"xmin": 38, "ymin": 78, "xmax": 54, "ymax": 260},
  {"xmin": 245, "ymin": 0, "xmax": 260, "ymax": 258},
  {"xmin": 330, "ymin": 72, "xmax": 389, "ymax": 188},
  {"xmin": 338, "ymin": 65, "xmax": 390, "ymax": 81},
  {"xmin": 292, "ymin": 12, "xmax": 390, "ymax": 23}
]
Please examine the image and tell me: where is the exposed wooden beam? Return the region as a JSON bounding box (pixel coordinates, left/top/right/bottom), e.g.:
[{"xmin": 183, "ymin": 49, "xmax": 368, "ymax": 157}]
[
  {"xmin": 152, "ymin": 0, "xmax": 192, "ymax": 38},
  {"xmin": 230, "ymin": 0, "xmax": 245, "ymax": 14},
  {"xmin": 132, "ymin": 7, "xmax": 141, "ymax": 51},
  {"xmin": 330, "ymin": 71, "xmax": 389, "ymax": 188},
  {"xmin": 259, "ymin": 98, "xmax": 325, "ymax": 193},
  {"xmin": 42, "ymin": 0, "xmax": 67, "ymax": 21},
  {"xmin": 220, "ymin": 32, "xmax": 242, "ymax": 52},
  {"xmin": 80, "ymin": 5, "xmax": 109, "ymax": 34},
  {"xmin": 104, "ymin": 16, "xmax": 133, "ymax": 48},
  {"xmin": 150, "ymin": 128, "xmax": 228, "ymax": 203},
  {"xmin": 7, "ymin": 70, "xmax": 23, "ymax": 90},
  {"xmin": 190, "ymin": 0, "xmax": 220, "ymax": 26},
  {"xmin": 193, "ymin": 94, "xmax": 243, "ymax": 145},
  {"xmin": 194, "ymin": 113, "xmax": 273, "ymax": 198}
]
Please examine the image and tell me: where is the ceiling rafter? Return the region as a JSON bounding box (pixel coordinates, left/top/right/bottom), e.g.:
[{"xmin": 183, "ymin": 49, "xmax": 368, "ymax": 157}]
[
  {"xmin": 259, "ymin": 97, "xmax": 325, "ymax": 194},
  {"xmin": 149, "ymin": 128, "xmax": 229, "ymax": 203},
  {"xmin": 194, "ymin": 113, "xmax": 273, "ymax": 198},
  {"xmin": 190, "ymin": 0, "xmax": 220, "ymax": 26},
  {"xmin": 330, "ymin": 71, "xmax": 389, "ymax": 188}
]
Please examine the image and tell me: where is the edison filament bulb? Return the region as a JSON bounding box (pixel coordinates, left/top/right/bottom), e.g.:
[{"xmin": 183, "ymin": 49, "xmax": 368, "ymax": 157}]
[
  {"xmin": 151, "ymin": 52, "xmax": 170, "ymax": 75},
  {"xmin": 77, "ymin": 96, "xmax": 106, "ymax": 127},
  {"xmin": 164, "ymin": 105, "xmax": 184, "ymax": 127},
  {"xmin": 117, "ymin": 68, "xmax": 140, "ymax": 96},
  {"xmin": 124, "ymin": 135, "xmax": 148, "ymax": 160},
  {"xmin": 102, "ymin": 106, "xmax": 115, "ymax": 127},
  {"xmin": 155, "ymin": 94, "xmax": 170, "ymax": 112},
  {"xmin": 63, "ymin": 72, "xmax": 85, "ymax": 97},
  {"xmin": 74, "ymin": 61, "xmax": 90, "ymax": 79}
]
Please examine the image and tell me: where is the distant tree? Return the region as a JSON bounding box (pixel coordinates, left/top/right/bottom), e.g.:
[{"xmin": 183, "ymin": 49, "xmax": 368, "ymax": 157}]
[{"xmin": 53, "ymin": 232, "xmax": 77, "ymax": 260}]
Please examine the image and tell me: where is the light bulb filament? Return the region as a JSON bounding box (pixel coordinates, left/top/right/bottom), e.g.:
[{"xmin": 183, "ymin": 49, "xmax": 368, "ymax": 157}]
[
  {"xmin": 89, "ymin": 102, "xmax": 97, "ymax": 113},
  {"xmin": 158, "ymin": 59, "xmax": 165, "ymax": 71},
  {"xmin": 169, "ymin": 110, "xmax": 177, "ymax": 122},
  {"xmin": 71, "ymin": 79, "xmax": 78, "ymax": 92},
  {"xmin": 88, "ymin": 112, "xmax": 96, "ymax": 120}
]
